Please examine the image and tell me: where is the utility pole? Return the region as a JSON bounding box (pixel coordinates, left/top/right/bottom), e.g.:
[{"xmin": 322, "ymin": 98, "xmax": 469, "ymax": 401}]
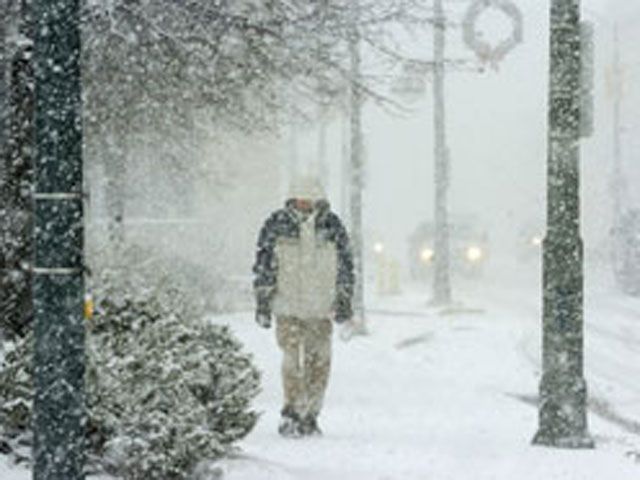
[
  {"xmin": 288, "ymin": 114, "xmax": 299, "ymax": 181},
  {"xmin": 432, "ymin": 0, "xmax": 452, "ymax": 306},
  {"xmin": 32, "ymin": 0, "xmax": 86, "ymax": 477},
  {"xmin": 316, "ymin": 103, "xmax": 329, "ymax": 187},
  {"xmin": 533, "ymin": 0, "xmax": 594, "ymax": 449},
  {"xmin": 611, "ymin": 25, "xmax": 624, "ymax": 233},
  {"xmin": 416, "ymin": 0, "xmax": 523, "ymax": 306},
  {"xmin": 340, "ymin": 111, "xmax": 350, "ymax": 222},
  {"xmin": 349, "ymin": 0, "xmax": 365, "ymax": 324},
  {"xmin": 609, "ymin": 23, "xmax": 627, "ymax": 289}
]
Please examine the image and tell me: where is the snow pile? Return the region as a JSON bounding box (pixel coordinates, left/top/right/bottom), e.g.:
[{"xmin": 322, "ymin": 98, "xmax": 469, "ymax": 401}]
[{"xmin": 0, "ymin": 268, "xmax": 261, "ymax": 479}]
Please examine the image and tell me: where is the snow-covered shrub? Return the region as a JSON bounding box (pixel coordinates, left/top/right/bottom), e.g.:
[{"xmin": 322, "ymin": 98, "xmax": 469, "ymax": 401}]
[
  {"xmin": 89, "ymin": 287, "xmax": 261, "ymax": 479},
  {"xmin": 0, "ymin": 268, "xmax": 261, "ymax": 479},
  {"xmin": 0, "ymin": 335, "xmax": 33, "ymax": 464}
]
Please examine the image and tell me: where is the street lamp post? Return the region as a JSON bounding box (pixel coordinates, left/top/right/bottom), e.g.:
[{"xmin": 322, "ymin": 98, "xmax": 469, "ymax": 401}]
[
  {"xmin": 349, "ymin": 0, "xmax": 365, "ymax": 322},
  {"xmin": 431, "ymin": 0, "xmax": 452, "ymax": 306},
  {"xmin": 533, "ymin": 0, "xmax": 594, "ymax": 449},
  {"xmin": 32, "ymin": 0, "xmax": 86, "ymax": 478},
  {"xmin": 427, "ymin": 0, "xmax": 523, "ymax": 306},
  {"xmin": 316, "ymin": 102, "xmax": 329, "ymax": 186},
  {"xmin": 610, "ymin": 25, "xmax": 624, "ymax": 241}
]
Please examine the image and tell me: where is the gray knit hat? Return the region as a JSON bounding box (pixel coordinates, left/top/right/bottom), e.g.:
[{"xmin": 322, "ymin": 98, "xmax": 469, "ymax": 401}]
[{"xmin": 288, "ymin": 175, "xmax": 326, "ymax": 201}]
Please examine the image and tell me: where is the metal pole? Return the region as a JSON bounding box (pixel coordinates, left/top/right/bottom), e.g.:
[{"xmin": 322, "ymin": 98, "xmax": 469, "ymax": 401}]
[
  {"xmin": 32, "ymin": 0, "xmax": 86, "ymax": 477},
  {"xmin": 349, "ymin": 0, "xmax": 365, "ymax": 321},
  {"xmin": 317, "ymin": 103, "xmax": 329, "ymax": 187},
  {"xmin": 611, "ymin": 24, "xmax": 623, "ymax": 231},
  {"xmin": 340, "ymin": 111, "xmax": 350, "ymax": 222},
  {"xmin": 533, "ymin": 0, "xmax": 593, "ymax": 449},
  {"xmin": 610, "ymin": 24, "xmax": 625, "ymax": 281},
  {"xmin": 432, "ymin": 0, "xmax": 452, "ymax": 305},
  {"xmin": 288, "ymin": 113, "xmax": 299, "ymax": 182}
]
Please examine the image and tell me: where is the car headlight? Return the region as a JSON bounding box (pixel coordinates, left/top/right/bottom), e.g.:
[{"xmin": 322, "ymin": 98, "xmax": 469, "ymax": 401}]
[
  {"xmin": 420, "ymin": 247, "xmax": 435, "ymax": 263},
  {"xmin": 373, "ymin": 242, "xmax": 385, "ymax": 254},
  {"xmin": 531, "ymin": 235, "xmax": 543, "ymax": 247},
  {"xmin": 466, "ymin": 246, "xmax": 484, "ymax": 262}
]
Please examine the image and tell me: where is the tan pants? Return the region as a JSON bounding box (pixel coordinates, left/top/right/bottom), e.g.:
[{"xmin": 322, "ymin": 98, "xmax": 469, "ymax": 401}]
[{"xmin": 276, "ymin": 317, "xmax": 333, "ymax": 418}]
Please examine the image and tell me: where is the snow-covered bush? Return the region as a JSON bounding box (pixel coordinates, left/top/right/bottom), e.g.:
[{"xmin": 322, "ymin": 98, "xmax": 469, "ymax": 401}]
[
  {"xmin": 0, "ymin": 267, "xmax": 261, "ymax": 479},
  {"xmin": 0, "ymin": 335, "xmax": 32, "ymax": 464},
  {"xmin": 89, "ymin": 286, "xmax": 261, "ymax": 479}
]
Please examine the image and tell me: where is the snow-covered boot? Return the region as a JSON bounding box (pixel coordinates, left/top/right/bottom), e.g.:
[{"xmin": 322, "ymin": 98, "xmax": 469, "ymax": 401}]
[
  {"xmin": 300, "ymin": 414, "xmax": 322, "ymax": 436},
  {"xmin": 278, "ymin": 406, "xmax": 303, "ymax": 438}
]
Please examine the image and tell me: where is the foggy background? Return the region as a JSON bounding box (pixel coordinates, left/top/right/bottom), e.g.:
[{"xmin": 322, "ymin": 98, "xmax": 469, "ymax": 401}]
[
  {"xmin": 265, "ymin": 0, "xmax": 638, "ymax": 284},
  {"xmin": 87, "ymin": 0, "xmax": 640, "ymax": 298}
]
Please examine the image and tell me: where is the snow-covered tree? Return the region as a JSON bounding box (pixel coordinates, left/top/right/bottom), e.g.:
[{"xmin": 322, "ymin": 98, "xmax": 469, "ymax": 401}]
[
  {"xmin": 80, "ymin": 0, "xmax": 428, "ymax": 245},
  {"xmin": 0, "ymin": 0, "xmax": 34, "ymax": 339},
  {"xmin": 1, "ymin": 261, "xmax": 261, "ymax": 479}
]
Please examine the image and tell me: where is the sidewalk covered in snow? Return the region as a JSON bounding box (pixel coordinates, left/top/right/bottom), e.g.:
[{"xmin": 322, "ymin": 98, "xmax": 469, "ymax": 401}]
[{"xmin": 214, "ymin": 282, "xmax": 640, "ymax": 480}]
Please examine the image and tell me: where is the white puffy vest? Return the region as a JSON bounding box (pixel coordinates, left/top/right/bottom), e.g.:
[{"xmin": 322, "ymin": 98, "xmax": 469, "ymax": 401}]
[{"xmin": 272, "ymin": 212, "xmax": 338, "ymax": 319}]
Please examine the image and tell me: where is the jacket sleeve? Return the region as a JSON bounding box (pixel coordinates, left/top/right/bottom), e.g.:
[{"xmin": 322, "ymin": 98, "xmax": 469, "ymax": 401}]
[
  {"xmin": 252, "ymin": 212, "xmax": 281, "ymax": 313},
  {"xmin": 328, "ymin": 213, "xmax": 354, "ymax": 319}
]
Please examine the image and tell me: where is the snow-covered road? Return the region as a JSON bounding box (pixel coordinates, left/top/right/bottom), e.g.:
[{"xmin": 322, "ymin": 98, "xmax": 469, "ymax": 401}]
[{"xmin": 216, "ymin": 279, "xmax": 640, "ymax": 480}]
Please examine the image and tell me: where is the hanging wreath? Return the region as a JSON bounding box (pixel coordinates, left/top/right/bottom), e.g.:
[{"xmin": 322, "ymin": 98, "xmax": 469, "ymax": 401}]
[{"xmin": 462, "ymin": 0, "xmax": 524, "ymax": 69}]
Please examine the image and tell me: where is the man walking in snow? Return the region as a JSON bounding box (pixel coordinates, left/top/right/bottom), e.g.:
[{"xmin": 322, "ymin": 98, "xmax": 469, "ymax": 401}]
[{"xmin": 253, "ymin": 175, "xmax": 354, "ymax": 437}]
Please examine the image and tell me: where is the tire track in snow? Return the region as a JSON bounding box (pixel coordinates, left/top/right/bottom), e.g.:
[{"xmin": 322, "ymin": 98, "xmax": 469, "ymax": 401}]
[
  {"xmin": 507, "ymin": 392, "xmax": 640, "ymax": 437},
  {"xmin": 478, "ymin": 285, "xmax": 640, "ymax": 438}
]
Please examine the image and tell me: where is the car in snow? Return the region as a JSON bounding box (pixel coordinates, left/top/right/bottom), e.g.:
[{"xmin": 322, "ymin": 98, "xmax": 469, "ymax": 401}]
[
  {"xmin": 516, "ymin": 222, "xmax": 544, "ymax": 263},
  {"xmin": 612, "ymin": 209, "xmax": 640, "ymax": 296},
  {"xmin": 407, "ymin": 219, "xmax": 489, "ymax": 282}
]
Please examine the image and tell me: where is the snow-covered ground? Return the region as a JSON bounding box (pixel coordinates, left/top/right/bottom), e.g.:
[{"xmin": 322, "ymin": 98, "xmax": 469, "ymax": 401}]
[
  {"xmin": 215, "ymin": 268, "xmax": 640, "ymax": 480},
  {"xmin": 3, "ymin": 265, "xmax": 640, "ymax": 479}
]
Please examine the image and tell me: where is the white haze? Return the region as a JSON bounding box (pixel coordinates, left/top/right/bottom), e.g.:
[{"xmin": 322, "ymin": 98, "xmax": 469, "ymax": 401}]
[
  {"xmin": 281, "ymin": 0, "xmax": 640, "ymax": 286},
  {"xmin": 83, "ymin": 0, "xmax": 640, "ymax": 294}
]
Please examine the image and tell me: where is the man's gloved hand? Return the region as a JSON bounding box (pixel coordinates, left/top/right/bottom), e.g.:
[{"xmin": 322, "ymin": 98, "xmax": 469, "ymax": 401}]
[
  {"xmin": 335, "ymin": 312, "xmax": 350, "ymax": 325},
  {"xmin": 339, "ymin": 319, "xmax": 357, "ymax": 342},
  {"xmin": 334, "ymin": 293, "xmax": 352, "ymax": 325},
  {"xmin": 255, "ymin": 289, "xmax": 273, "ymax": 328},
  {"xmin": 255, "ymin": 310, "xmax": 272, "ymax": 329}
]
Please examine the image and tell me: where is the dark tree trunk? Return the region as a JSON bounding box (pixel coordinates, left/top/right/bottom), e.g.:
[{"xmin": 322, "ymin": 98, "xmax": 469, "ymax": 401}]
[
  {"xmin": 0, "ymin": 0, "xmax": 8, "ymax": 169},
  {"xmin": 0, "ymin": 0, "xmax": 35, "ymax": 339}
]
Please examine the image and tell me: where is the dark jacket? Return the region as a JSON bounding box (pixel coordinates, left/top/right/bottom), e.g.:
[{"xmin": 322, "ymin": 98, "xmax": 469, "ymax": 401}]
[{"xmin": 253, "ymin": 199, "xmax": 354, "ymax": 321}]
